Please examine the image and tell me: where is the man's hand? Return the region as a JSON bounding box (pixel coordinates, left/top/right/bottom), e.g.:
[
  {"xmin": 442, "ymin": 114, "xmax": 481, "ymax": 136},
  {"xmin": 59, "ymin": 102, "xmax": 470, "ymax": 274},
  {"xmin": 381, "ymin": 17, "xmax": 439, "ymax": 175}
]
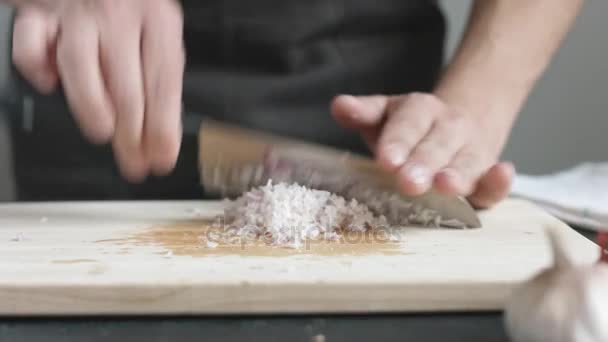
[
  {"xmin": 331, "ymin": 0, "xmax": 584, "ymax": 209},
  {"xmin": 332, "ymin": 93, "xmax": 515, "ymax": 209},
  {"xmin": 12, "ymin": 0, "xmax": 185, "ymax": 181}
]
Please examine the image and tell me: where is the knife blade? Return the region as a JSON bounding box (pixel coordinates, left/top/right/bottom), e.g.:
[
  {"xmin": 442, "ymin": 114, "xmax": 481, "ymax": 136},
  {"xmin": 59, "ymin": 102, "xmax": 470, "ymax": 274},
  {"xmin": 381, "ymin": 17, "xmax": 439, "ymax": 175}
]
[{"xmin": 199, "ymin": 119, "xmax": 482, "ymax": 228}]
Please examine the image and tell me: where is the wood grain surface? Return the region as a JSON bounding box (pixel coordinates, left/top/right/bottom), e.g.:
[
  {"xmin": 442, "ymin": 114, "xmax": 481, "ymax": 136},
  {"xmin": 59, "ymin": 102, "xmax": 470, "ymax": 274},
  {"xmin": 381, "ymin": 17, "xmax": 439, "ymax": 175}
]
[{"xmin": 0, "ymin": 199, "xmax": 599, "ymax": 316}]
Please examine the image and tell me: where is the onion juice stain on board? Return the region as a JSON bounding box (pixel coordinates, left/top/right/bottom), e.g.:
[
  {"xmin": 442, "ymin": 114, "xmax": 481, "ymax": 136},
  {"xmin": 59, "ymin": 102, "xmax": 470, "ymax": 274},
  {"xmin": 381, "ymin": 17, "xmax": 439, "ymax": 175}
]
[{"xmin": 98, "ymin": 220, "xmax": 405, "ymax": 257}]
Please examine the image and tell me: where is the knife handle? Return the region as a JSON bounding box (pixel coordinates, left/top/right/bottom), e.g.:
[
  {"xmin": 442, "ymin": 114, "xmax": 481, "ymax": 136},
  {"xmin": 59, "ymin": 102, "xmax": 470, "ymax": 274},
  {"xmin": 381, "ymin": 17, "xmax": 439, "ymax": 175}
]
[{"xmin": 0, "ymin": 4, "xmax": 72, "ymax": 125}]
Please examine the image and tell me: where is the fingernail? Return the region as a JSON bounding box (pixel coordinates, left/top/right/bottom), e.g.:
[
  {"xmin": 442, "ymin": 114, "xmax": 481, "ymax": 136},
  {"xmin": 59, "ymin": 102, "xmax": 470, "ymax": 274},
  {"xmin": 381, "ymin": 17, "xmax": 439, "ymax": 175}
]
[
  {"xmin": 383, "ymin": 145, "xmax": 407, "ymax": 167},
  {"xmin": 402, "ymin": 163, "xmax": 431, "ymax": 185}
]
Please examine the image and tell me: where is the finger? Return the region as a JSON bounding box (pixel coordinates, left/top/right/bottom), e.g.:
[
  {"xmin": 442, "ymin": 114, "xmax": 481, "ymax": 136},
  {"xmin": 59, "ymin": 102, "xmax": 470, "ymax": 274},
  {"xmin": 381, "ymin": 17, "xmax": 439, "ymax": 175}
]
[
  {"xmin": 56, "ymin": 14, "xmax": 115, "ymax": 144},
  {"xmin": 99, "ymin": 21, "xmax": 148, "ymax": 182},
  {"xmin": 376, "ymin": 95, "xmax": 435, "ymax": 172},
  {"xmin": 12, "ymin": 7, "xmax": 59, "ymax": 93},
  {"xmin": 434, "ymin": 148, "xmax": 493, "ymax": 196},
  {"xmin": 467, "ymin": 162, "xmax": 515, "ymax": 209},
  {"xmin": 331, "ymin": 94, "xmax": 389, "ymax": 129},
  {"xmin": 142, "ymin": 2, "xmax": 185, "ymax": 176},
  {"xmin": 330, "ymin": 95, "xmax": 386, "ymax": 152},
  {"xmin": 396, "ymin": 119, "xmax": 466, "ymax": 195},
  {"xmin": 331, "ymin": 94, "xmax": 387, "ymax": 152}
]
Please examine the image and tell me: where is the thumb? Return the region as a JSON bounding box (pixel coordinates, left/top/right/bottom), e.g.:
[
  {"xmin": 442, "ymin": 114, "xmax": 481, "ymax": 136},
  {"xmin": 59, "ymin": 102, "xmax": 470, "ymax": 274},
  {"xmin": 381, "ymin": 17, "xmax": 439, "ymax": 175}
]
[
  {"xmin": 13, "ymin": 6, "xmax": 59, "ymax": 94},
  {"xmin": 331, "ymin": 94, "xmax": 389, "ymax": 129}
]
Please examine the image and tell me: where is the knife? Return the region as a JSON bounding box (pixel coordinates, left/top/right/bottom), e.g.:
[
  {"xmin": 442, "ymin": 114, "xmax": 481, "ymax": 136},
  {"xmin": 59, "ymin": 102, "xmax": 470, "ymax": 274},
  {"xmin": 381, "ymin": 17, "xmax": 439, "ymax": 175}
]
[{"xmin": 199, "ymin": 119, "xmax": 482, "ymax": 228}]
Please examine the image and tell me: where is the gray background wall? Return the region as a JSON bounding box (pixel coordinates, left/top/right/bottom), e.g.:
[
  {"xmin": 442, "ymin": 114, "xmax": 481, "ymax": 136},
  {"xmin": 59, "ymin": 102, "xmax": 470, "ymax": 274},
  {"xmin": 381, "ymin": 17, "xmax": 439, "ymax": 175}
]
[{"xmin": 0, "ymin": 1, "xmax": 606, "ymax": 201}]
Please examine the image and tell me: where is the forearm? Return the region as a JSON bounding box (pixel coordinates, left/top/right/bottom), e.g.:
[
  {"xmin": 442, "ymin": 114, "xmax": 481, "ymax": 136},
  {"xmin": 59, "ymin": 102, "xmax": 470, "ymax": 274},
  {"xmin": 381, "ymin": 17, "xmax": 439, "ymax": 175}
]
[{"xmin": 435, "ymin": 0, "xmax": 583, "ymax": 131}]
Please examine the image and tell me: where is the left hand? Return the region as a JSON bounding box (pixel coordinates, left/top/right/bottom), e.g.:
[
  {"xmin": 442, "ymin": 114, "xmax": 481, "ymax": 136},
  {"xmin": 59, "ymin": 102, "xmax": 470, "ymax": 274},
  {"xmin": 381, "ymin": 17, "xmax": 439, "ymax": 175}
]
[{"xmin": 331, "ymin": 92, "xmax": 515, "ymax": 209}]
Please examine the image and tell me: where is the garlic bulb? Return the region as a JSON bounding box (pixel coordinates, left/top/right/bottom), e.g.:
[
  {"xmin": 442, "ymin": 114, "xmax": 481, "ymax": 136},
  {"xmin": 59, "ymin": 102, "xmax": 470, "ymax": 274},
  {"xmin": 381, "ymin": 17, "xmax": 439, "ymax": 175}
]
[{"xmin": 504, "ymin": 228, "xmax": 608, "ymax": 342}]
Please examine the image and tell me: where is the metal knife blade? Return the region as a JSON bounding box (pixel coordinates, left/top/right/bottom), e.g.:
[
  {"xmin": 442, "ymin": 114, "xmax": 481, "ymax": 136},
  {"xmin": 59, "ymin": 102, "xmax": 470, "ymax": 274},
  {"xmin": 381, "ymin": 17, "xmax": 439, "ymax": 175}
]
[{"xmin": 199, "ymin": 119, "xmax": 482, "ymax": 228}]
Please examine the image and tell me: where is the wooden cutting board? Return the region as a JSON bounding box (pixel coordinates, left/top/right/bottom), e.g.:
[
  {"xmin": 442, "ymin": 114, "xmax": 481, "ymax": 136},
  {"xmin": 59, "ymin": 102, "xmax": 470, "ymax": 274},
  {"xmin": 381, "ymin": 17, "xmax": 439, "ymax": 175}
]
[{"xmin": 0, "ymin": 199, "xmax": 599, "ymax": 316}]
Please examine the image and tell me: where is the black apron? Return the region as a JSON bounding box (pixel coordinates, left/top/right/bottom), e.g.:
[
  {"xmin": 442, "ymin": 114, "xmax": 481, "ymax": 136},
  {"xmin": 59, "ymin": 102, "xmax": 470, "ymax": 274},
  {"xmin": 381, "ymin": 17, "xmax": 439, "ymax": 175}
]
[{"xmin": 10, "ymin": 0, "xmax": 445, "ymax": 201}]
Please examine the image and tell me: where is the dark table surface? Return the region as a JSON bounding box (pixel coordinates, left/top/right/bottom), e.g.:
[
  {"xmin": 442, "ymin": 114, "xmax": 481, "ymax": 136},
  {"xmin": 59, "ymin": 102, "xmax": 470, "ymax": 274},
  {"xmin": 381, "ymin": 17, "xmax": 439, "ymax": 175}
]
[
  {"xmin": 0, "ymin": 228, "xmax": 598, "ymax": 342},
  {"xmin": 0, "ymin": 313, "xmax": 510, "ymax": 342}
]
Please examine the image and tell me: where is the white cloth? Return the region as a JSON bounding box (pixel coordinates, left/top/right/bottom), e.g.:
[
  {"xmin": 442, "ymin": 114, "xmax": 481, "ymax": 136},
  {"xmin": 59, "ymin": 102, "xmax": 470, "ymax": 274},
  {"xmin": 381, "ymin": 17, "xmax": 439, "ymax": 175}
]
[{"xmin": 510, "ymin": 162, "xmax": 608, "ymax": 232}]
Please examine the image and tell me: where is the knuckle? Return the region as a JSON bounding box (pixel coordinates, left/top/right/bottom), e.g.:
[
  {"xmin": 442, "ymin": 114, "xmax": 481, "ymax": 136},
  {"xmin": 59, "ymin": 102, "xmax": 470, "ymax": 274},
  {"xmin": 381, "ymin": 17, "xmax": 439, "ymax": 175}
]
[
  {"xmin": 438, "ymin": 115, "xmax": 468, "ymax": 134},
  {"xmin": 147, "ymin": 126, "xmax": 179, "ymax": 155},
  {"xmin": 432, "ymin": 116, "xmax": 456, "ymax": 135},
  {"xmin": 401, "ymin": 116, "xmax": 428, "ymax": 135}
]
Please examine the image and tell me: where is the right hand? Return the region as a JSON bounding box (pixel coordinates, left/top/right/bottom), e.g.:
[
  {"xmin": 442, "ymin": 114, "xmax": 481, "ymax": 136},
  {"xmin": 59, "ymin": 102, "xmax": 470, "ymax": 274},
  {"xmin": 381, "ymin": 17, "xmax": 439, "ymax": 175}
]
[{"xmin": 12, "ymin": 0, "xmax": 185, "ymax": 182}]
